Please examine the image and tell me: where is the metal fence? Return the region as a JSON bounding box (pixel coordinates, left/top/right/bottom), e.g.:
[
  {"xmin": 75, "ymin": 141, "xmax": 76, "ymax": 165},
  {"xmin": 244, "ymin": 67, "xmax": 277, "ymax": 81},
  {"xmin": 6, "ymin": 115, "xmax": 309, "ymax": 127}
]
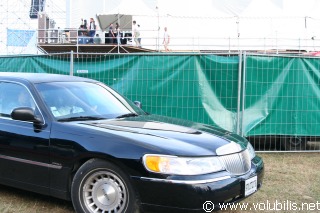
[
  {"xmin": 37, "ymin": 27, "xmax": 320, "ymax": 54},
  {"xmin": 1, "ymin": 51, "xmax": 320, "ymax": 152}
]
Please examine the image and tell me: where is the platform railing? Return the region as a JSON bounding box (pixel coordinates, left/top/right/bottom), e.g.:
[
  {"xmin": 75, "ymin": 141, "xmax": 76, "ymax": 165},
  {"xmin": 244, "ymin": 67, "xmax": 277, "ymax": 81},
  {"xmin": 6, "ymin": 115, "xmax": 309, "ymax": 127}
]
[{"xmin": 36, "ymin": 28, "xmax": 320, "ymax": 54}]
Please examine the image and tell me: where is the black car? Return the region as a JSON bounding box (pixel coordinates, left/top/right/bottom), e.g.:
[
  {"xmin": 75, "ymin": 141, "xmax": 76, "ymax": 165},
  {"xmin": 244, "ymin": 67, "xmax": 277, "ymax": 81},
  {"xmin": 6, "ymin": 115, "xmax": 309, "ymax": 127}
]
[{"xmin": 0, "ymin": 72, "xmax": 264, "ymax": 213}]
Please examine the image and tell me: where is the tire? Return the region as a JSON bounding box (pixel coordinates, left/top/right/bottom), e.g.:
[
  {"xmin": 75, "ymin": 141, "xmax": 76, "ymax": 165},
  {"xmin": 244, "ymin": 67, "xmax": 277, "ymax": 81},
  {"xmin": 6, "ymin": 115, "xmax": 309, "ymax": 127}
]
[
  {"xmin": 71, "ymin": 158, "xmax": 140, "ymax": 213},
  {"xmin": 281, "ymin": 136, "xmax": 307, "ymax": 151}
]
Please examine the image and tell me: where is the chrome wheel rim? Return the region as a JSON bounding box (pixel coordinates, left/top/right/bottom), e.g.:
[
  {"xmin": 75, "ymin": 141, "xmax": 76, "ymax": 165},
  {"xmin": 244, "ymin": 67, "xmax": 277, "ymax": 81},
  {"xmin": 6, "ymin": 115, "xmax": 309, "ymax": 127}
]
[{"xmin": 82, "ymin": 171, "xmax": 127, "ymax": 212}]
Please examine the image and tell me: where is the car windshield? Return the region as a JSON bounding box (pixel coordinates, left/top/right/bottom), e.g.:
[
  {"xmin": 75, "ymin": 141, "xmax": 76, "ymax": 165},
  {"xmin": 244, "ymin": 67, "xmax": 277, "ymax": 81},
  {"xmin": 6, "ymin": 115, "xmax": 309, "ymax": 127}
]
[{"xmin": 35, "ymin": 81, "xmax": 143, "ymax": 121}]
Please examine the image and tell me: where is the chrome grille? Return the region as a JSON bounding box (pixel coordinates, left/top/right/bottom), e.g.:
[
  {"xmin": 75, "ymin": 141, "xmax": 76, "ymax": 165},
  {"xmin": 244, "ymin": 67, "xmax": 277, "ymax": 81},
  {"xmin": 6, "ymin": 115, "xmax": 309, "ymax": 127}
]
[{"xmin": 219, "ymin": 150, "xmax": 251, "ymax": 175}]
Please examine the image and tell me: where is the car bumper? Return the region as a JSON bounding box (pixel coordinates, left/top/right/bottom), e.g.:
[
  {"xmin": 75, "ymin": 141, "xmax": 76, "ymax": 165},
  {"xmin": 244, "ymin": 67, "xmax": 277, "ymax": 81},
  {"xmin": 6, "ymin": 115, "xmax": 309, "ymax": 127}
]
[{"xmin": 131, "ymin": 155, "xmax": 264, "ymax": 213}]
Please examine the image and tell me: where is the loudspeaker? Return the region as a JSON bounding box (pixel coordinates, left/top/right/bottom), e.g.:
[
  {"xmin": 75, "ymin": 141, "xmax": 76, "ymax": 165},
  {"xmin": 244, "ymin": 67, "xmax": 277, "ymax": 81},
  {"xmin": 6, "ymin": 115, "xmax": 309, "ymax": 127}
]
[
  {"xmin": 30, "ymin": 0, "xmax": 45, "ymax": 19},
  {"xmin": 38, "ymin": 12, "xmax": 49, "ymax": 43}
]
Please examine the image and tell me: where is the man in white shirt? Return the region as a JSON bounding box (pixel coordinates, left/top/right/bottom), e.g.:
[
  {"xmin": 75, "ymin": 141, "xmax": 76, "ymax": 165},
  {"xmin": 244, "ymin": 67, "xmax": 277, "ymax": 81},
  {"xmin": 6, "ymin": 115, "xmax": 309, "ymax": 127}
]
[
  {"xmin": 163, "ymin": 27, "xmax": 170, "ymax": 51},
  {"xmin": 88, "ymin": 18, "xmax": 96, "ymax": 43},
  {"xmin": 133, "ymin": 20, "xmax": 140, "ymax": 47}
]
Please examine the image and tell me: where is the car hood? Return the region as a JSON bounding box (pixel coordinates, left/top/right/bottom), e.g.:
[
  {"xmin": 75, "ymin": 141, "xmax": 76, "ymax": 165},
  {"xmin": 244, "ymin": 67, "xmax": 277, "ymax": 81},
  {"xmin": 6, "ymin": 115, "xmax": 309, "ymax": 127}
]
[{"xmin": 75, "ymin": 114, "xmax": 249, "ymax": 156}]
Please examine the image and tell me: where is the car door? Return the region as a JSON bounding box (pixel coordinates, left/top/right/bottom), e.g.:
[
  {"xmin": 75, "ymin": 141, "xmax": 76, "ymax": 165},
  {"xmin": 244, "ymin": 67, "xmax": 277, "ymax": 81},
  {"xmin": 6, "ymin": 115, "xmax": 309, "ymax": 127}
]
[{"xmin": 0, "ymin": 81, "xmax": 51, "ymax": 194}]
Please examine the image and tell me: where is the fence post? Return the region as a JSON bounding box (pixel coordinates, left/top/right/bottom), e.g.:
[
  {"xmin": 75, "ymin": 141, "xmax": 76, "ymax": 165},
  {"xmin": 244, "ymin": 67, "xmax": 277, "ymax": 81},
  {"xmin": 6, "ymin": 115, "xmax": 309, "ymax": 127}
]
[
  {"xmin": 70, "ymin": 50, "xmax": 74, "ymax": 76},
  {"xmin": 240, "ymin": 51, "xmax": 247, "ymax": 137},
  {"xmin": 236, "ymin": 51, "xmax": 242, "ymax": 135}
]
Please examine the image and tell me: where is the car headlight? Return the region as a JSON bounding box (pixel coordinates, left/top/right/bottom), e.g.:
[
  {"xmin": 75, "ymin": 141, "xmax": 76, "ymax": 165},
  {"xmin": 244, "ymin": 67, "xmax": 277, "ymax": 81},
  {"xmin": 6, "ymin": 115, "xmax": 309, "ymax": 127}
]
[
  {"xmin": 246, "ymin": 142, "xmax": 256, "ymax": 159},
  {"xmin": 143, "ymin": 154, "xmax": 224, "ymax": 175}
]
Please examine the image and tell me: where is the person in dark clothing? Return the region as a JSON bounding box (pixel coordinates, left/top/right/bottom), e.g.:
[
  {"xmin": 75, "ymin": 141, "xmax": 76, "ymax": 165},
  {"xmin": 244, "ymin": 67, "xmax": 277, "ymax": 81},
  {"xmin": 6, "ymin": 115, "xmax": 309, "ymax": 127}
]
[
  {"xmin": 115, "ymin": 23, "xmax": 121, "ymax": 44},
  {"xmin": 107, "ymin": 23, "xmax": 115, "ymax": 44}
]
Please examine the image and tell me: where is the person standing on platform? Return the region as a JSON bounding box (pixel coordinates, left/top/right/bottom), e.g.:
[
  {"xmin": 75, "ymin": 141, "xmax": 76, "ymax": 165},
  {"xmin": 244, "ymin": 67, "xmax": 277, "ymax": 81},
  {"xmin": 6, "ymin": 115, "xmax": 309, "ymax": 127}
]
[
  {"xmin": 108, "ymin": 23, "xmax": 115, "ymax": 44},
  {"xmin": 83, "ymin": 19, "xmax": 88, "ymax": 31},
  {"xmin": 133, "ymin": 20, "xmax": 140, "ymax": 47},
  {"xmin": 115, "ymin": 23, "xmax": 121, "ymax": 45},
  {"xmin": 163, "ymin": 27, "xmax": 170, "ymax": 51},
  {"xmin": 137, "ymin": 24, "xmax": 141, "ymax": 47},
  {"xmin": 88, "ymin": 18, "xmax": 96, "ymax": 43}
]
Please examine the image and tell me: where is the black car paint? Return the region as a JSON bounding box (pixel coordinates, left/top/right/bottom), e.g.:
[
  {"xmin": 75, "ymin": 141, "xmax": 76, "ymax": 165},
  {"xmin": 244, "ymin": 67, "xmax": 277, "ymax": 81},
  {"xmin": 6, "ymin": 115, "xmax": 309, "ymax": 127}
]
[
  {"xmin": 0, "ymin": 73, "xmax": 264, "ymax": 212},
  {"xmin": 47, "ymin": 115, "xmax": 240, "ymax": 197}
]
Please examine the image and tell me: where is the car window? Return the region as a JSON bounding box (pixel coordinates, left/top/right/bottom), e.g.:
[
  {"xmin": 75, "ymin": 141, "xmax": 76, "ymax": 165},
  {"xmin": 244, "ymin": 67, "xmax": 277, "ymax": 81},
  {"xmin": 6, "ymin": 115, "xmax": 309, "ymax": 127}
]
[
  {"xmin": 36, "ymin": 81, "xmax": 140, "ymax": 120},
  {"xmin": 0, "ymin": 82, "xmax": 36, "ymax": 118}
]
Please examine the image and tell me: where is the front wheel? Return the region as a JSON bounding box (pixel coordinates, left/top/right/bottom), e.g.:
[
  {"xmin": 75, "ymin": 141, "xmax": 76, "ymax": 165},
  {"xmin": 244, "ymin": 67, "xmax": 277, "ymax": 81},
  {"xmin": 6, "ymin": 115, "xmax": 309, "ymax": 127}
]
[{"xmin": 71, "ymin": 159, "xmax": 139, "ymax": 213}]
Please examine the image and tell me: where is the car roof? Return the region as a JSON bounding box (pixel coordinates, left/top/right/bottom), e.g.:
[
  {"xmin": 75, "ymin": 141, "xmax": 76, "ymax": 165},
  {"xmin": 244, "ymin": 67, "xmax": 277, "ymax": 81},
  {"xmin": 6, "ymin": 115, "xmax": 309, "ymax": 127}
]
[{"xmin": 0, "ymin": 72, "xmax": 98, "ymax": 84}]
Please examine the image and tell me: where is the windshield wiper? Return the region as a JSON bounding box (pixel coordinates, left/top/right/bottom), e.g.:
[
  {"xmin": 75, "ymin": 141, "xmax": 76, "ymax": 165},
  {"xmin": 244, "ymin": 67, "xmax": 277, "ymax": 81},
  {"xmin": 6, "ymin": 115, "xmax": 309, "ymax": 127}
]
[
  {"xmin": 116, "ymin": 113, "xmax": 138, "ymax": 119},
  {"xmin": 58, "ymin": 116, "xmax": 105, "ymax": 122}
]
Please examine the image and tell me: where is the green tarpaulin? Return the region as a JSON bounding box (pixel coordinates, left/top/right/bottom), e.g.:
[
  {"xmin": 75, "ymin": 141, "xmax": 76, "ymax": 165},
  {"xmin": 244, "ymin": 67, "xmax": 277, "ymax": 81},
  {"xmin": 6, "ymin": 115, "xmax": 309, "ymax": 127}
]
[{"xmin": 1, "ymin": 53, "xmax": 320, "ymax": 138}]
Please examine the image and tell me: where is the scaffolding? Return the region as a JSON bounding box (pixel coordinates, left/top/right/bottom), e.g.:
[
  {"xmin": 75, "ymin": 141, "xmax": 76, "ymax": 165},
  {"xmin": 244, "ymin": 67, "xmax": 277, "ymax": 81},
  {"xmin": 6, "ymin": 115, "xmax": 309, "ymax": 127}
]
[
  {"xmin": 2, "ymin": 0, "xmax": 320, "ymax": 55},
  {"xmin": 0, "ymin": 0, "xmax": 65, "ymax": 55}
]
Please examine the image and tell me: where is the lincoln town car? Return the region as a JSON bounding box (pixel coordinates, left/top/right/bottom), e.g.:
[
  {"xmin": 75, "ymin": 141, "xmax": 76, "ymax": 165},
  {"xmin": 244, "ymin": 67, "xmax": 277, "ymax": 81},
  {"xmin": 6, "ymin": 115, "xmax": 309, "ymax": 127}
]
[{"xmin": 0, "ymin": 72, "xmax": 264, "ymax": 213}]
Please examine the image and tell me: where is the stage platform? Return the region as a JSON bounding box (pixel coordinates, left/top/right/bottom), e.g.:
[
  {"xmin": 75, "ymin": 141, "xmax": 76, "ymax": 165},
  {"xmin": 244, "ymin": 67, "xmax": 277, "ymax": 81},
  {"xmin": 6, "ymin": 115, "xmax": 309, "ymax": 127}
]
[{"xmin": 37, "ymin": 43, "xmax": 155, "ymax": 54}]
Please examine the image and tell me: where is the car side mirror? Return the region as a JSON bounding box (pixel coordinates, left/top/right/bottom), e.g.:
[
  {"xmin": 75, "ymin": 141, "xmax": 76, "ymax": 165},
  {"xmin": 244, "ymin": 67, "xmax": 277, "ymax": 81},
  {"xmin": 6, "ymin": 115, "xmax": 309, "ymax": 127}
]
[
  {"xmin": 11, "ymin": 107, "xmax": 43, "ymax": 125},
  {"xmin": 134, "ymin": 101, "xmax": 142, "ymax": 109}
]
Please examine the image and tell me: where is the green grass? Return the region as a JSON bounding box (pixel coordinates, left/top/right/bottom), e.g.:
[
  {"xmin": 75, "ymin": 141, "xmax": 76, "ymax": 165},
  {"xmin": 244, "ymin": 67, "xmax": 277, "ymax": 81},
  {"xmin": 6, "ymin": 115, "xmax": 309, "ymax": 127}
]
[
  {"xmin": 0, "ymin": 153, "xmax": 319, "ymax": 212},
  {"xmin": 225, "ymin": 153, "xmax": 320, "ymax": 212},
  {"xmin": 0, "ymin": 186, "xmax": 73, "ymax": 213}
]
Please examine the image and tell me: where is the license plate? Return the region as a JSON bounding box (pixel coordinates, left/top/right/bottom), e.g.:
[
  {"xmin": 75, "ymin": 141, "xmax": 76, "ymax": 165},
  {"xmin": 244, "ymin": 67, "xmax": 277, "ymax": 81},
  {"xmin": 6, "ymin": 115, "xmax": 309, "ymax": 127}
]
[{"xmin": 244, "ymin": 176, "xmax": 257, "ymax": 197}]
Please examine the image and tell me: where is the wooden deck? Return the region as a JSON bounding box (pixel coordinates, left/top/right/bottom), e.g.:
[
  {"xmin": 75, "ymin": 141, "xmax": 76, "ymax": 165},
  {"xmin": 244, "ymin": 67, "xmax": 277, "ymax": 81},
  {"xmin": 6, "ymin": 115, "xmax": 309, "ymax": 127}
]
[{"xmin": 38, "ymin": 43, "xmax": 154, "ymax": 54}]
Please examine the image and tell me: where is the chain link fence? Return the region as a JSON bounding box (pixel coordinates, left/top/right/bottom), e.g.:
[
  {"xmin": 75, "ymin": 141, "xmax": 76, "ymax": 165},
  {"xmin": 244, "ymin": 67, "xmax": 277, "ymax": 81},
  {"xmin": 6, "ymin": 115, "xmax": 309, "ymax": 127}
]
[{"xmin": 1, "ymin": 52, "xmax": 320, "ymax": 152}]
